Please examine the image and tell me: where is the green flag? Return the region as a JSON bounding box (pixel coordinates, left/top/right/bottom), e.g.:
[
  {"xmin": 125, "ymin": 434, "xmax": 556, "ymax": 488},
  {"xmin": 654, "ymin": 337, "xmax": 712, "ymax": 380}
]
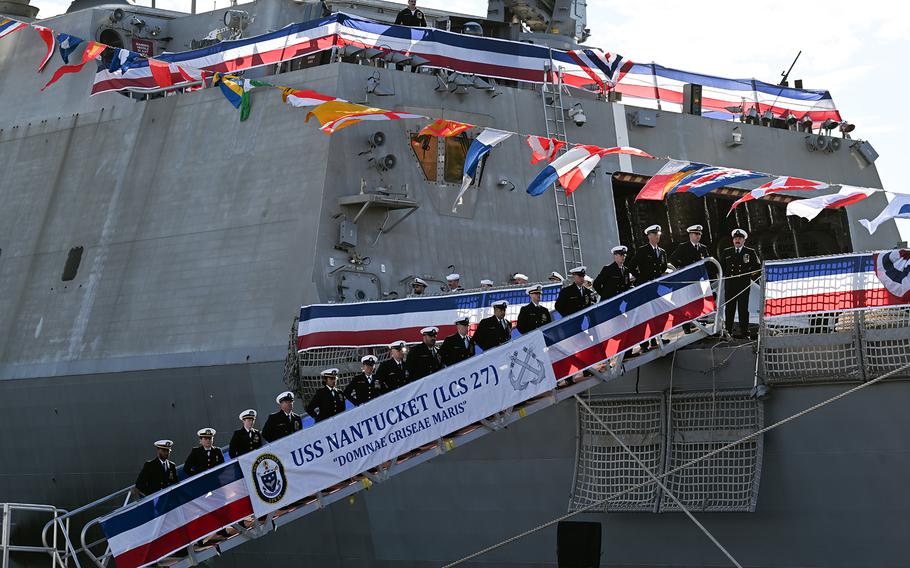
[{"xmin": 240, "ymin": 79, "xmax": 273, "ymax": 122}]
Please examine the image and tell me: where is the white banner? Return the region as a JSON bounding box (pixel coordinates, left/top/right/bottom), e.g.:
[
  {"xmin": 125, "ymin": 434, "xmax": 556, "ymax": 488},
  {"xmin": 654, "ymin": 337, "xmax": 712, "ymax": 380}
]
[{"xmin": 238, "ymin": 331, "xmax": 555, "ymax": 516}]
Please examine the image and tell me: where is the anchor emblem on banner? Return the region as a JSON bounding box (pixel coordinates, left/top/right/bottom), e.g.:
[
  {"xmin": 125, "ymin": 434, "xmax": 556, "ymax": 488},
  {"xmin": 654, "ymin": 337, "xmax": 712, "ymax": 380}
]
[{"xmin": 509, "ymin": 345, "xmax": 546, "ymax": 391}]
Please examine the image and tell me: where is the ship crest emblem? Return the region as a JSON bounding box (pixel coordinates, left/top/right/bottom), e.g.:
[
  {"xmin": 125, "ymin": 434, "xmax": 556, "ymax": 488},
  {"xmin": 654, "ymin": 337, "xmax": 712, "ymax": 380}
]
[
  {"xmin": 875, "ymin": 249, "xmax": 910, "ymax": 298},
  {"xmin": 508, "ymin": 346, "xmax": 545, "ymax": 391},
  {"xmin": 251, "ymin": 453, "xmax": 287, "ymax": 504}
]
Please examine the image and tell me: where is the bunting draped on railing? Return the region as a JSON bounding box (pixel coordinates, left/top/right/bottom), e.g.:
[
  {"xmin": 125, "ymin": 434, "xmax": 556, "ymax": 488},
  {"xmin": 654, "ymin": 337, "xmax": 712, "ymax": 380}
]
[
  {"xmin": 0, "ymin": 13, "xmax": 904, "ymax": 229},
  {"xmin": 0, "ymin": 12, "xmax": 841, "ymax": 124}
]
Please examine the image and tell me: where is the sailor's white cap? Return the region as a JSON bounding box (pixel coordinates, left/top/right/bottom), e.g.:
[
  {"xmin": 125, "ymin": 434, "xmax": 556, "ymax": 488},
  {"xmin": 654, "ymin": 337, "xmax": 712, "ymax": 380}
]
[
  {"xmin": 687, "ymin": 224, "xmax": 703, "ymax": 233},
  {"xmin": 527, "ymin": 285, "xmax": 543, "ymax": 295},
  {"xmin": 480, "ymin": 279, "xmax": 494, "ymax": 286},
  {"xmin": 513, "ymin": 273, "xmax": 528, "ymax": 281},
  {"xmin": 732, "ymin": 228, "xmax": 748, "ymax": 238},
  {"xmin": 569, "ymin": 266, "xmax": 586, "ymax": 275},
  {"xmin": 548, "ymin": 271, "xmax": 564, "ymax": 281},
  {"xmin": 491, "ymin": 299, "xmax": 508, "ymax": 308},
  {"xmin": 276, "ymin": 391, "xmax": 295, "ymax": 404},
  {"xmin": 154, "ymin": 439, "xmax": 174, "ymax": 450},
  {"xmin": 645, "ymin": 224, "xmax": 662, "ymax": 234},
  {"xmin": 197, "ymin": 427, "xmax": 216, "ymax": 438},
  {"xmin": 446, "ymin": 273, "xmax": 460, "ymax": 281},
  {"xmin": 420, "ymin": 326, "xmax": 439, "ymax": 336},
  {"xmin": 411, "ymin": 277, "xmax": 428, "ymax": 287},
  {"xmin": 455, "ymin": 317, "xmax": 470, "ymax": 326},
  {"xmin": 239, "ymin": 409, "xmax": 257, "ymax": 420},
  {"xmin": 321, "ymin": 368, "xmax": 340, "ymax": 377},
  {"xmin": 612, "ymin": 245, "xmax": 628, "ymax": 255},
  {"xmin": 583, "ymin": 275, "xmax": 593, "ymax": 284},
  {"xmin": 388, "ymin": 340, "xmax": 407, "ymax": 350},
  {"xmin": 361, "ymin": 355, "xmax": 378, "ymax": 365}
]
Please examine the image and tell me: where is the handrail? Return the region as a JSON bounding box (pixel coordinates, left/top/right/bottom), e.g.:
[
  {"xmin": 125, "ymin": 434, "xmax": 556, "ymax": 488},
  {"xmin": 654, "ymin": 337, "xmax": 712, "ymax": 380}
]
[{"xmin": 2, "ymin": 503, "xmax": 70, "ymax": 568}]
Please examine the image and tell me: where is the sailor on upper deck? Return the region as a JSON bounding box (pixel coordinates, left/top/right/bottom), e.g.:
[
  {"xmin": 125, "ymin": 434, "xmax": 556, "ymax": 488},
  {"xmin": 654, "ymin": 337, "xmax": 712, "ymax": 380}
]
[{"xmin": 395, "ymin": 0, "xmax": 427, "ymax": 27}]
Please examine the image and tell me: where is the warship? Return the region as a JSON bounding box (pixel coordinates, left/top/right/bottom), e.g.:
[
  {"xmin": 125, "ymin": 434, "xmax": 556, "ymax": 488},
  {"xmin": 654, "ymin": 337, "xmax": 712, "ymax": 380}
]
[{"xmin": 0, "ymin": 0, "xmax": 907, "ymax": 565}]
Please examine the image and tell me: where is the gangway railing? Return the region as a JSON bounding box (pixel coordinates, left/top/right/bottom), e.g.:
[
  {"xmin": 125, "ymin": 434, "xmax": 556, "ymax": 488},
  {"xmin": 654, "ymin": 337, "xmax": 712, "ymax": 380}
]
[
  {"xmin": 45, "ymin": 259, "xmax": 723, "ymax": 568},
  {"xmin": 2, "ymin": 503, "xmax": 71, "ymax": 568}
]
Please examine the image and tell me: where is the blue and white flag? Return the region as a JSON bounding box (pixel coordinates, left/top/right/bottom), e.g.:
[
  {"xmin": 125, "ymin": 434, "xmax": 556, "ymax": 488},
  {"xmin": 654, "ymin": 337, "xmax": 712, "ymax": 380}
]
[
  {"xmin": 57, "ymin": 33, "xmax": 82, "ymax": 64},
  {"xmin": 107, "ymin": 48, "xmax": 141, "ymax": 74},
  {"xmin": 859, "ymin": 193, "xmax": 910, "ymax": 234},
  {"xmin": 452, "ymin": 128, "xmax": 512, "ymax": 212}
]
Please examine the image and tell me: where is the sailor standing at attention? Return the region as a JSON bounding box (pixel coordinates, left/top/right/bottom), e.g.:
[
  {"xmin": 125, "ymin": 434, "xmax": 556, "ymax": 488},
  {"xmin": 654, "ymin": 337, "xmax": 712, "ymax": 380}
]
[
  {"xmin": 517, "ymin": 285, "xmax": 552, "ymax": 333},
  {"xmin": 229, "ymin": 409, "xmax": 262, "ymax": 458},
  {"xmin": 721, "ymin": 229, "xmax": 762, "ymax": 339},
  {"xmin": 627, "ymin": 225, "xmax": 670, "ymax": 351},
  {"xmin": 307, "ymin": 369, "xmax": 347, "ymax": 422},
  {"xmin": 473, "ymin": 300, "xmax": 512, "ymax": 350},
  {"xmin": 445, "ymin": 273, "xmax": 464, "ymax": 293},
  {"xmin": 184, "ymin": 428, "xmax": 225, "ymax": 476},
  {"xmin": 135, "ymin": 440, "xmax": 178, "ymax": 496},
  {"xmin": 262, "ymin": 391, "xmax": 303, "ymax": 442},
  {"xmin": 406, "ymin": 327, "xmax": 443, "ymax": 381},
  {"xmin": 555, "ymin": 266, "xmax": 595, "ymax": 317},
  {"xmin": 670, "ymin": 225, "xmax": 711, "ymax": 333},
  {"xmin": 376, "ymin": 340, "xmax": 408, "ymax": 390},
  {"xmin": 439, "ymin": 317, "xmax": 476, "ymax": 366},
  {"xmin": 394, "ymin": 0, "xmax": 427, "ymax": 27},
  {"xmin": 593, "ymin": 246, "xmax": 635, "ymax": 300},
  {"xmin": 344, "ymin": 355, "xmax": 383, "ymax": 406}
]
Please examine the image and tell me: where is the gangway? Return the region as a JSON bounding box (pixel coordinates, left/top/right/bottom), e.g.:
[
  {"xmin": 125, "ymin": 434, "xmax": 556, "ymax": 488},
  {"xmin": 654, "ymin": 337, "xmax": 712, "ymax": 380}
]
[{"xmin": 41, "ymin": 260, "xmax": 724, "ymax": 568}]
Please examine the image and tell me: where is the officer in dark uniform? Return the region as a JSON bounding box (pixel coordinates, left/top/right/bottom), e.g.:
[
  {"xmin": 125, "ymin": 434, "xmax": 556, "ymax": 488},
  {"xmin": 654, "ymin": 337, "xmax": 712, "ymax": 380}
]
[
  {"xmin": 555, "ymin": 266, "xmax": 595, "ymax": 317},
  {"xmin": 473, "ymin": 300, "xmax": 512, "ymax": 350},
  {"xmin": 377, "ymin": 340, "xmax": 408, "ymax": 390},
  {"xmin": 439, "ymin": 318, "xmax": 476, "ymax": 366},
  {"xmin": 135, "ymin": 439, "xmax": 179, "ymax": 497},
  {"xmin": 262, "ymin": 391, "xmax": 303, "ymax": 442},
  {"xmin": 721, "ymin": 229, "xmax": 762, "ymax": 339},
  {"xmin": 670, "ymin": 224, "xmax": 711, "ymax": 268},
  {"xmin": 628, "ymin": 225, "xmax": 669, "ymax": 283},
  {"xmin": 306, "ymin": 368, "xmax": 347, "ymax": 422},
  {"xmin": 517, "ymin": 285, "xmax": 552, "ymax": 333},
  {"xmin": 229, "ymin": 409, "xmax": 262, "ymax": 458},
  {"xmin": 184, "ymin": 428, "xmax": 225, "ymax": 476},
  {"xmin": 405, "ymin": 327, "xmax": 443, "ymax": 382},
  {"xmin": 593, "ymin": 246, "xmax": 635, "ymax": 300},
  {"xmin": 344, "ymin": 356, "xmax": 383, "ymax": 406},
  {"xmin": 670, "ymin": 225, "xmax": 712, "ymax": 333},
  {"xmin": 394, "ymin": 0, "xmax": 427, "ymax": 27},
  {"xmin": 628, "ymin": 225, "xmax": 670, "ymax": 351}
]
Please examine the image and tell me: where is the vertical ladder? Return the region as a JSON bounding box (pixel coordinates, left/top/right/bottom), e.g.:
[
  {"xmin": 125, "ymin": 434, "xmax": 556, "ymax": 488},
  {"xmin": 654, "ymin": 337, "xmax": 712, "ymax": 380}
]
[{"xmin": 541, "ymin": 60, "xmax": 583, "ymax": 275}]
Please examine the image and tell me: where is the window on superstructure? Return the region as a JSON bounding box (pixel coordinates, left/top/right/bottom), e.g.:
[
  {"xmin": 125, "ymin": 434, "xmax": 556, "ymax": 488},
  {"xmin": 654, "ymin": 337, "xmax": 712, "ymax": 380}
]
[
  {"xmin": 62, "ymin": 246, "xmax": 83, "ymax": 282},
  {"xmin": 409, "ymin": 133, "xmax": 439, "ymax": 181},
  {"xmin": 443, "ymin": 135, "xmax": 471, "ymax": 184}
]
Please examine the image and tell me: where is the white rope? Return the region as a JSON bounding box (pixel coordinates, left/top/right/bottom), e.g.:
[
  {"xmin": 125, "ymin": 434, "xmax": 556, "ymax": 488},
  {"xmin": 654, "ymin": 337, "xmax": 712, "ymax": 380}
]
[
  {"xmin": 440, "ymin": 360, "xmax": 910, "ymax": 568},
  {"xmin": 574, "ymin": 395, "xmax": 743, "ymax": 568}
]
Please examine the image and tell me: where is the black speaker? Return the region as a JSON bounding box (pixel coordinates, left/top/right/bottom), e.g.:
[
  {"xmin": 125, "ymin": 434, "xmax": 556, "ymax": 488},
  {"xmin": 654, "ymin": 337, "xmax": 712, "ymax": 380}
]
[
  {"xmin": 557, "ymin": 521, "xmax": 601, "ymax": 567},
  {"xmin": 683, "ymin": 83, "xmax": 702, "ymax": 116}
]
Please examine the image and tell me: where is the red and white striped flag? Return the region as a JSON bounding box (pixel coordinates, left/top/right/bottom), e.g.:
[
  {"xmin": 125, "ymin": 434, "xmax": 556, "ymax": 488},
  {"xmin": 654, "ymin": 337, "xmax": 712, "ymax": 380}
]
[
  {"xmin": 786, "ymin": 185, "xmax": 874, "ymax": 221},
  {"xmin": 526, "ymin": 135, "xmax": 565, "ymax": 164},
  {"xmin": 729, "ymin": 176, "xmax": 828, "ymax": 214}
]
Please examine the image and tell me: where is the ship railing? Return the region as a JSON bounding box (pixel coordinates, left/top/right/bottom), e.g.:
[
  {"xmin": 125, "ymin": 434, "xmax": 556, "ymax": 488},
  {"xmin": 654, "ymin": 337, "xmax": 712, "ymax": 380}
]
[
  {"xmin": 2, "ymin": 502, "xmax": 71, "ymax": 568},
  {"xmin": 757, "ymin": 253, "xmax": 910, "ymax": 386},
  {"xmin": 288, "ymin": 260, "xmax": 725, "ymax": 405}
]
